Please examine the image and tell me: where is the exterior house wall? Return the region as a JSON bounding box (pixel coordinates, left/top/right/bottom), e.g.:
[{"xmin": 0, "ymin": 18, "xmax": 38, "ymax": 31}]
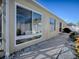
[
  {"xmin": 0, "ymin": 0, "xmax": 2, "ymax": 6},
  {"xmin": 7, "ymin": 0, "xmax": 67, "ymax": 54}
]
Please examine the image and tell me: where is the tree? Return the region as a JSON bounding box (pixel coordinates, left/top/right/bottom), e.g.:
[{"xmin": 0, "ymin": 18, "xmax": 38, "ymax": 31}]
[{"xmin": 67, "ymin": 23, "xmax": 76, "ymax": 26}]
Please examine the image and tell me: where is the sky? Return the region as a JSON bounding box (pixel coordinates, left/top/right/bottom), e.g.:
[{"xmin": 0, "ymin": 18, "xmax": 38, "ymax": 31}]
[{"xmin": 37, "ymin": 0, "xmax": 79, "ymax": 25}]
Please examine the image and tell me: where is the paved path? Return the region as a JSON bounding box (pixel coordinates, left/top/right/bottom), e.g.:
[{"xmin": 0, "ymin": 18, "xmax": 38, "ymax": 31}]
[{"xmin": 15, "ymin": 33, "xmax": 76, "ymax": 59}]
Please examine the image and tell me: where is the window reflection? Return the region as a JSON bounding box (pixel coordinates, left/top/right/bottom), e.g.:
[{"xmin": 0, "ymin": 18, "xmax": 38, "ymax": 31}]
[
  {"xmin": 16, "ymin": 6, "xmax": 32, "ymax": 36},
  {"xmin": 16, "ymin": 6, "xmax": 42, "ymax": 36},
  {"xmin": 32, "ymin": 12, "xmax": 42, "ymax": 34},
  {"xmin": 16, "ymin": 5, "xmax": 42, "ymax": 44},
  {"xmin": 50, "ymin": 18, "xmax": 56, "ymax": 31}
]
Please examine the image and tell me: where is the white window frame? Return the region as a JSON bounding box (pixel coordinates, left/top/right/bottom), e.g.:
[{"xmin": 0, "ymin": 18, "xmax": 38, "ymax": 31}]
[
  {"xmin": 50, "ymin": 18, "xmax": 56, "ymax": 31},
  {"xmin": 14, "ymin": 2, "xmax": 43, "ymax": 46}
]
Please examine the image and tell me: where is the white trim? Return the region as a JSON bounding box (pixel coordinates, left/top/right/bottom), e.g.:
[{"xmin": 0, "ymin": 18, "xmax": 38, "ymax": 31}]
[
  {"xmin": 32, "ymin": 0, "xmax": 53, "ymax": 15},
  {"xmin": 14, "ymin": 2, "xmax": 43, "ymax": 46},
  {"xmin": 16, "ymin": 33, "xmax": 42, "ymax": 40},
  {"xmin": 5, "ymin": 0, "xmax": 10, "ymax": 56},
  {"xmin": 14, "ymin": 1, "xmax": 16, "ymax": 47},
  {"xmin": 15, "ymin": 2, "xmax": 43, "ymax": 15},
  {"xmin": 32, "ymin": 0, "xmax": 67, "ymax": 24},
  {"xmin": 3, "ymin": 0, "xmax": 10, "ymax": 57}
]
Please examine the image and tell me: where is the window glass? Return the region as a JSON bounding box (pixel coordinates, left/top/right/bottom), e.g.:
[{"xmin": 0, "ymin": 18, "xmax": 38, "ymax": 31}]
[
  {"xmin": 32, "ymin": 12, "xmax": 42, "ymax": 34},
  {"xmin": 50, "ymin": 18, "xmax": 56, "ymax": 31},
  {"xmin": 16, "ymin": 6, "xmax": 32, "ymax": 36}
]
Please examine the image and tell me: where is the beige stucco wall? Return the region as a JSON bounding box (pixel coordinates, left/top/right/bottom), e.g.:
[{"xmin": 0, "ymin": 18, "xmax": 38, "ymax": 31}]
[{"xmin": 8, "ymin": 0, "xmax": 67, "ymax": 54}]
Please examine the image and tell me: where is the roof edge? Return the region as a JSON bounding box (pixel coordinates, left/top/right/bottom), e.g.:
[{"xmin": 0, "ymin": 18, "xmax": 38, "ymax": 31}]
[
  {"xmin": 32, "ymin": 0, "xmax": 67, "ymax": 24},
  {"xmin": 32, "ymin": 0, "xmax": 54, "ymax": 16}
]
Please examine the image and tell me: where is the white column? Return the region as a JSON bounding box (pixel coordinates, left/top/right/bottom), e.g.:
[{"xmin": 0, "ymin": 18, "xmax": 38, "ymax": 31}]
[{"xmin": 2, "ymin": 0, "xmax": 10, "ymax": 58}]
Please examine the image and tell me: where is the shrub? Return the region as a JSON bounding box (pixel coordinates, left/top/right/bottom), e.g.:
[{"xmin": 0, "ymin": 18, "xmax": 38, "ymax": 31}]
[{"xmin": 63, "ymin": 28, "xmax": 71, "ymax": 33}]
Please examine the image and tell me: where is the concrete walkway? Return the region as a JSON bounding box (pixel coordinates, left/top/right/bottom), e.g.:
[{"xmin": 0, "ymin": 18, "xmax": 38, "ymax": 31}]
[{"xmin": 15, "ymin": 33, "xmax": 76, "ymax": 59}]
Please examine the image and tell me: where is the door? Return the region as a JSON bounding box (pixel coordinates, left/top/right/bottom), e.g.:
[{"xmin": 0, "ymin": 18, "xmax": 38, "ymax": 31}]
[{"xmin": 59, "ymin": 22, "xmax": 62, "ymax": 32}]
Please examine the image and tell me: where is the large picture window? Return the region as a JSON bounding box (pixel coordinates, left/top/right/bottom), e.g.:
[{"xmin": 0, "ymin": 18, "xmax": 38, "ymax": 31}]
[{"xmin": 16, "ymin": 4, "xmax": 42, "ymax": 45}]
